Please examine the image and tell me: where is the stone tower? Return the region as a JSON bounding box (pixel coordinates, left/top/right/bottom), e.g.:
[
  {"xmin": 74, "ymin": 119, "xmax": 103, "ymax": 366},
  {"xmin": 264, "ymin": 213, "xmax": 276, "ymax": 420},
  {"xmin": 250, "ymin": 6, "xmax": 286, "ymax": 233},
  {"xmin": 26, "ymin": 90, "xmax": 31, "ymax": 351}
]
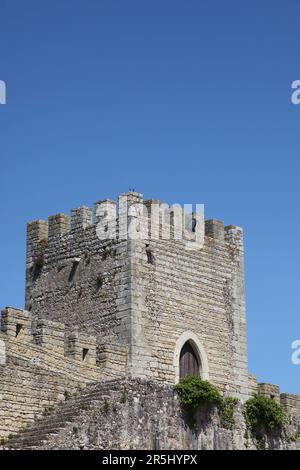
[{"xmin": 25, "ymin": 191, "xmax": 249, "ymax": 401}]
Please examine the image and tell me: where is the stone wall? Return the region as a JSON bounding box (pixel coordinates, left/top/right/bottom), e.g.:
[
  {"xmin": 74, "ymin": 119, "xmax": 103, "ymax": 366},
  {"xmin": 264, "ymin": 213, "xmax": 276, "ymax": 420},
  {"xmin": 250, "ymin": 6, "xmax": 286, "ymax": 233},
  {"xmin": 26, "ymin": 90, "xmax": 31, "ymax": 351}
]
[
  {"xmin": 121, "ymin": 193, "xmax": 248, "ymax": 400},
  {"xmin": 1, "ymin": 191, "xmax": 300, "ymax": 449},
  {"xmin": 128, "ymin": 223, "xmax": 248, "ymax": 399},
  {"xmin": 24, "ymin": 192, "xmax": 249, "ymax": 400},
  {"xmin": 247, "ymin": 376, "xmax": 300, "ymax": 419},
  {"xmin": 0, "ymin": 307, "xmax": 127, "ymax": 439},
  {"xmin": 280, "ymin": 394, "xmax": 300, "ymax": 420},
  {"xmin": 26, "ymin": 217, "xmax": 132, "ymax": 354},
  {"xmin": 4, "ymin": 379, "xmax": 300, "ymax": 450}
]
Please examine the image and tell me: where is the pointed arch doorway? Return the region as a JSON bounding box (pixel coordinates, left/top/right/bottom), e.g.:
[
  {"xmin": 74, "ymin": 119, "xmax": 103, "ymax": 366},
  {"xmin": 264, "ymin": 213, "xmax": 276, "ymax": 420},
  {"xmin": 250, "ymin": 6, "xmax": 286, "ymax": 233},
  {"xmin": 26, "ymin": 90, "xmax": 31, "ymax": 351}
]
[
  {"xmin": 179, "ymin": 341, "xmax": 200, "ymax": 378},
  {"xmin": 173, "ymin": 331, "xmax": 209, "ymax": 383}
]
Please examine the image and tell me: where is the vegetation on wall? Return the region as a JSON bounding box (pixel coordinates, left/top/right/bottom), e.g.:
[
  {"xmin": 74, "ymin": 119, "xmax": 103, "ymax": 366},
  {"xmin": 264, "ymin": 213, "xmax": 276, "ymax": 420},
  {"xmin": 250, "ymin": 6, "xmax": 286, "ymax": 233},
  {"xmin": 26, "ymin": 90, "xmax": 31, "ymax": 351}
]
[
  {"xmin": 219, "ymin": 396, "xmax": 239, "ymax": 430},
  {"xmin": 244, "ymin": 394, "xmax": 286, "ymax": 434},
  {"xmin": 174, "ymin": 377, "xmax": 289, "ymax": 440},
  {"xmin": 174, "ymin": 376, "xmax": 222, "ymax": 408},
  {"xmin": 173, "ymin": 376, "xmax": 238, "ymax": 429}
]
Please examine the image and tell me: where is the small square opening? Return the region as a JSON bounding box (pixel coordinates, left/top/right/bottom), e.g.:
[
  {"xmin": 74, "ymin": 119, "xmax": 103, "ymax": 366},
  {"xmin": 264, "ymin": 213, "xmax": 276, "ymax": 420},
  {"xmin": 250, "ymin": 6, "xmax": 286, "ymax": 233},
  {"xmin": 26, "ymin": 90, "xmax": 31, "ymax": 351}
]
[
  {"xmin": 16, "ymin": 324, "xmax": 23, "ymax": 338},
  {"xmin": 82, "ymin": 348, "xmax": 89, "ymax": 361}
]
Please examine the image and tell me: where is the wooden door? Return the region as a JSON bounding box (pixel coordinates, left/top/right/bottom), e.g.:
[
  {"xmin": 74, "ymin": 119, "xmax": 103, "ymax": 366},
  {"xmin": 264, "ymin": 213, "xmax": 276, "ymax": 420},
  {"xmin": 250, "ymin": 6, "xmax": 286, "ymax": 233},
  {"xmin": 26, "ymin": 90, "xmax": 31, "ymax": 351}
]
[{"xmin": 179, "ymin": 342, "xmax": 199, "ymax": 378}]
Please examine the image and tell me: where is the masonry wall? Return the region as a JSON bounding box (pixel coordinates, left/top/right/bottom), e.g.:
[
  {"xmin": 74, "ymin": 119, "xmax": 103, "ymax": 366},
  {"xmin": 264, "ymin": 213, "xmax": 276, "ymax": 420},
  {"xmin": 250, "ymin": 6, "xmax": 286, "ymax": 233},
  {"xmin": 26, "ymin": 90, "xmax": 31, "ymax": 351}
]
[
  {"xmin": 0, "ymin": 308, "xmax": 126, "ymax": 439},
  {"xmin": 2, "ymin": 191, "xmax": 300, "ymax": 448},
  {"xmin": 127, "ymin": 235, "xmax": 248, "ymax": 398},
  {"xmin": 5, "ymin": 379, "xmax": 300, "ymax": 450},
  {"xmin": 248, "ymin": 377, "xmax": 300, "ymax": 420},
  {"xmin": 24, "ymin": 192, "xmax": 249, "ymax": 400},
  {"xmin": 125, "ymin": 196, "xmax": 248, "ymax": 400},
  {"xmin": 26, "ymin": 218, "xmax": 132, "ymax": 355}
]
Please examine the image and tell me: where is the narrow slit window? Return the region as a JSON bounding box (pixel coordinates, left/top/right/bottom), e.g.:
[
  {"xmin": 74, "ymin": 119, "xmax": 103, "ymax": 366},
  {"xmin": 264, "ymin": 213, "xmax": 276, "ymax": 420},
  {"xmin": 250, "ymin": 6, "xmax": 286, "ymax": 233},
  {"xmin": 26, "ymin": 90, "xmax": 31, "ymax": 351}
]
[
  {"xmin": 96, "ymin": 275, "xmax": 103, "ymax": 289},
  {"xmin": 170, "ymin": 211, "xmax": 175, "ymax": 239},
  {"xmin": 68, "ymin": 260, "xmax": 80, "ymax": 282},
  {"xmin": 16, "ymin": 324, "xmax": 23, "ymax": 338},
  {"xmin": 146, "ymin": 249, "xmax": 155, "ymax": 265},
  {"xmin": 192, "ymin": 218, "xmax": 197, "ymax": 233},
  {"xmin": 82, "ymin": 348, "xmax": 89, "ymax": 361}
]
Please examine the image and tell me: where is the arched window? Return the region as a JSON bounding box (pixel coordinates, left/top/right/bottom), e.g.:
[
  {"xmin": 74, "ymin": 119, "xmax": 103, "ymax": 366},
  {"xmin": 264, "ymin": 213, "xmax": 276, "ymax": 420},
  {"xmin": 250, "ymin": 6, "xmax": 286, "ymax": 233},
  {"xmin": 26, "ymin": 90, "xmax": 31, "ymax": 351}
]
[{"xmin": 179, "ymin": 341, "xmax": 200, "ymax": 378}]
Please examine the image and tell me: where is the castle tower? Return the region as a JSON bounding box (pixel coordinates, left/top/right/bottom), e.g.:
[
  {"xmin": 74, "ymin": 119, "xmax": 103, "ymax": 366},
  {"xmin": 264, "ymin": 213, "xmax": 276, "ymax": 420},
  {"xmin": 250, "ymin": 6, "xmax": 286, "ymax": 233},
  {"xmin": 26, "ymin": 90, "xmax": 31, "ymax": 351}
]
[{"xmin": 25, "ymin": 192, "xmax": 249, "ymax": 400}]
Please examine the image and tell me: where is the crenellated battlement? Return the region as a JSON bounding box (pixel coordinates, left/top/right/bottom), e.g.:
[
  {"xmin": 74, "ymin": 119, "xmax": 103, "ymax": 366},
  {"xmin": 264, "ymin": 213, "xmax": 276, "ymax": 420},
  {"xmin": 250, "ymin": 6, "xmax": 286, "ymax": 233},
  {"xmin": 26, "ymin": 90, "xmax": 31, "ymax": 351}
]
[
  {"xmin": 0, "ymin": 306, "xmax": 127, "ymax": 439},
  {"xmin": 0, "ymin": 307, "xmax": 128, "ymax": 375},
  {"xmin": 26, "ymin": 192, "xmax": 242, "ymax": 257},
  {"xmin": 66, "ymin": 327, "xmax": 97, "ymax": 366},
  {"xmin": 248, "ymin": 375, "xmax": 300, "ymax": 418},
  {"xmin": 0, "ymin": 307, "xmax": 98, "ymax": 366},
  {"xmin": 2, "ymin": 190, "xmax": 300, "ymax": 446},
  {"xmin": 1, "ymin": 307, "xmax": 32, "ymax": 340},
  {"xmin": 23, "ymin": 191, "xmax": 249, "ymax": 402}
]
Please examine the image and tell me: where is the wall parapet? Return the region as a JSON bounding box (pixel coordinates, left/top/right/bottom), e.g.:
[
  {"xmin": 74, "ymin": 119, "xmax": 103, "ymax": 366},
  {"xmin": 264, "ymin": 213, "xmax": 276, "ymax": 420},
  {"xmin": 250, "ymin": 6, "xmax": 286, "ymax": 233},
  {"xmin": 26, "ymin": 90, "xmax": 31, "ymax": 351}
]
[
  {"xmin": 280, "ymin": 393, "xmax": 300, "ymax": 419},
  {"xmin": 248, "ymin": 375, "xmax": 300, "ymax": 418},
  {"xmin": 0, "ymin": 307, "xmax": 127, "ymax": 376},
  {"xmin": 25, "ymin": 192, "xmax": 240, "ymax": 253},
  {"xmin": 0, "ymin": 306, "xmax": 128, "ymax": 440}
]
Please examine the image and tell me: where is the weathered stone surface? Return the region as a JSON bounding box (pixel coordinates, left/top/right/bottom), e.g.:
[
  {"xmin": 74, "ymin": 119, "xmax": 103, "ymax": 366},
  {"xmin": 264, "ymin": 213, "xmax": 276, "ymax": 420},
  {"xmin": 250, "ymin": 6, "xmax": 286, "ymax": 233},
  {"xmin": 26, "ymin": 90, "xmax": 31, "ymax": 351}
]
[
  {"xmin": 3, "ymin": 380, "xmax": 300, "ymax": 450},
  {"xmin": 24, "ymin": 192, "xmax": 249, "ymax": 400},
  {"xmin": 0, "ymin": 308, "xmax": 126, "ymax": 438},
  {"xmin": 1, "ymin": 191, "xmax": 299, "ymax": 448}
]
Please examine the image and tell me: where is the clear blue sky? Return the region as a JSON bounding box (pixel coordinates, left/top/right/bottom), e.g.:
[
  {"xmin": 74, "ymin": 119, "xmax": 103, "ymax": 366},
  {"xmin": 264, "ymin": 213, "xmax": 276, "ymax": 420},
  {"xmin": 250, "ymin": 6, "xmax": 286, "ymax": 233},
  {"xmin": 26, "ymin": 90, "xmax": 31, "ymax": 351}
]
[{"xmin": 0, "ymin": 0, "xmax": 299, "ymax": 393}]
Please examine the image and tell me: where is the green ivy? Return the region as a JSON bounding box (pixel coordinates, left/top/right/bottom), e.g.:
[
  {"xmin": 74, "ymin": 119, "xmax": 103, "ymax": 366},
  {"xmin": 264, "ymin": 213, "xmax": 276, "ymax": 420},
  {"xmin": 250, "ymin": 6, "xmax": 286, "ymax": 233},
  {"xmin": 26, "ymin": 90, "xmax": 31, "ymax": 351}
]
[
  {"xmin": 244, "ymin": 394, "xmax": 285, "ymax": 433},
  {"xmin": 255, "ymin": 435, "xmax": 266, "ymax": 450},
  {"xmin": 174, "ymin": 376, "xmax": 223, "ymax": 409},
  {"xmin": 219, "ymin": 396, "xmax": 239, "ymax": 430},
  {"xmin": 174, "ymin": 376, "xmax": 239, "ymax": 430}
]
